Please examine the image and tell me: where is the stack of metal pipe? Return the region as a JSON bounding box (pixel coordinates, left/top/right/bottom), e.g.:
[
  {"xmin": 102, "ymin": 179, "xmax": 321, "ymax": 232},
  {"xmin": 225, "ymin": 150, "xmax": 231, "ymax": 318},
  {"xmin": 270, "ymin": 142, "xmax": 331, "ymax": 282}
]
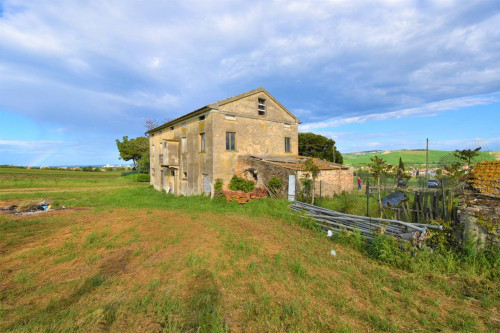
[{"xmin": 291, "ymin": 201, "xmax": 442, "ymax": 245}]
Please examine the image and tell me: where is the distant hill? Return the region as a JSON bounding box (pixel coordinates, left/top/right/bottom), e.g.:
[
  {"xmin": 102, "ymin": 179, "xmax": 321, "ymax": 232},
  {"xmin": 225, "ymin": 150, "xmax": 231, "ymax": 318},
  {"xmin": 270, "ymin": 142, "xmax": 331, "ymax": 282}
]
[{"xmin": 343, "ymin": 149, "xmax": 497, "ymax": 166}]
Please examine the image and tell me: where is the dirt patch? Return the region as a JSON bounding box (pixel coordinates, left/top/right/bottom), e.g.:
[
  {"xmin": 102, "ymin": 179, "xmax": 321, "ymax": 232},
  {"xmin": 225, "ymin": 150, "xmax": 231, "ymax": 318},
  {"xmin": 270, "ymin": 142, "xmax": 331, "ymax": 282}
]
[{"xmin": 99, "ymin": 250, "xmax": 131, "ymax": 277}]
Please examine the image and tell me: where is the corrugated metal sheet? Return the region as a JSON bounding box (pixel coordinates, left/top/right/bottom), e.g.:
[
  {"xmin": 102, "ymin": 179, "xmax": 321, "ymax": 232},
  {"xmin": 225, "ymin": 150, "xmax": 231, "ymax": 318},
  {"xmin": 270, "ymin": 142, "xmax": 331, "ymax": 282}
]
[{"xmin": 382, "ymin": 191, "xmax": 407, "ymax": 208}]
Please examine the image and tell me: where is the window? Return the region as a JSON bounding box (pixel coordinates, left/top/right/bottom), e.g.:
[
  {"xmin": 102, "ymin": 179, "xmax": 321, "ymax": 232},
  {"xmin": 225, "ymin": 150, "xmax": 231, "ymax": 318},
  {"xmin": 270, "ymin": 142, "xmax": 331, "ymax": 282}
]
[
  {"xmin": 170, "ymin": 126, "xmax": 174, "ymax": 130},
  {"xmin": 181, "ymin": 137, "xmax": 187, "ymax": 153},
  {"xmin": 199, "ymin": 115, "xmax": 206, "ymax": 121},
  {"xmin": 200, "ymin": 133, "xmax": 206, "ymax": 152},
  {"xmin": 183, "ymin": 172, "xmax": 187, "ymax": 179},
  {"xmin": 226, "ymin": 132, "xmax": 235, "ymax": 150},
  {"xmin": 285, "ymin": 137, "xmax": 291, "ymax": 153},
  {"xmin": 152, "ymin": 144, "xmax": 155, "ymax": 159},
  {"xmin": 258, "ymin": 98, "xmax": 266, "ymax": 116}
]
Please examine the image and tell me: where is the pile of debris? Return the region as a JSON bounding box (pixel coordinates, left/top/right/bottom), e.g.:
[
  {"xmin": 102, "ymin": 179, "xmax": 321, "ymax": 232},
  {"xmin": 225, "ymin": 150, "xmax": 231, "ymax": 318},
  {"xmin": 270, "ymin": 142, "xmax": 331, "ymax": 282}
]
[
  {"xmin": 0, "ymin": 200, "xmax": 64, "ymax": 216},
  {"xmin": 222, "ymin": 187, "xmax": 268, "ymax": 204}
]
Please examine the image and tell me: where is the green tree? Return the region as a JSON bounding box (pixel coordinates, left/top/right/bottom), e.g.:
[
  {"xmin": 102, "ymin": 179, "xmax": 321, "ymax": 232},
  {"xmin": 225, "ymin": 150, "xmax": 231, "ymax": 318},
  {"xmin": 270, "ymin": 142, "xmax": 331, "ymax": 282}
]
[
  {"xmin": 454, "ymin": 147, "xmax": 481, "ymax": 179},
  {"xmin": 394, "ymin": 157, "xmax": 405, "ymax": 184},
  {"xmin": 303, "ymin": 158, "xmax": 319, "ymax": 205},
  {"xmin": 367, "ymin": 156, "xmax": 392, "ymax": 217},
  {"xmin": 115, "ymin": 136, "xmax": 149, "ymax": 171},
  {"xmin": 298, "ymin": 132, "xmax": 343, "ymax": 164}
]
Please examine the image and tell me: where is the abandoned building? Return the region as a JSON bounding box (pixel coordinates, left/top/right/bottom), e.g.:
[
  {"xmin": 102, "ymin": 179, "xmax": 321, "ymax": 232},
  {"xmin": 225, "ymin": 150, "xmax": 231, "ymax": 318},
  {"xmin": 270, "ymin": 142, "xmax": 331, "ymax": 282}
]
[{"xmin": 147, "ymin": 87, "xmax": 353, "ymax": 196}]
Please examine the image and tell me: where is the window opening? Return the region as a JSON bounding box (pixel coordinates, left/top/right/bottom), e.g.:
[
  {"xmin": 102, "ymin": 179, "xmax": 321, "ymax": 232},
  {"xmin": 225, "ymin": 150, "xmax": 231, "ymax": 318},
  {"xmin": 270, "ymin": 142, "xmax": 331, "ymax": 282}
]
[
  {"xmin": 200, "ymin": 133, "xmax": 206, "ymax": 152},
  {"xmin": 258, "ymin": 98, "xmax": 266, "ymax": 116},
  {"xmin": 285, "ymin": 137, "xmax": 291, "ymax": 153},
  {"xmin": 226, "ymin": 132, "xmax": 235, "ymax": 150}
]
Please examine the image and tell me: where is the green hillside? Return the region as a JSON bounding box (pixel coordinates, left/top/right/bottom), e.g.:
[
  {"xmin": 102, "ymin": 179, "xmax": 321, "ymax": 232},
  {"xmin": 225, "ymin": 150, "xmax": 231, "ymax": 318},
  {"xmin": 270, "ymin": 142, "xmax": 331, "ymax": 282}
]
[{"xmin": 343, "ymin": 150, "xmax": 496, "ymax": 166}]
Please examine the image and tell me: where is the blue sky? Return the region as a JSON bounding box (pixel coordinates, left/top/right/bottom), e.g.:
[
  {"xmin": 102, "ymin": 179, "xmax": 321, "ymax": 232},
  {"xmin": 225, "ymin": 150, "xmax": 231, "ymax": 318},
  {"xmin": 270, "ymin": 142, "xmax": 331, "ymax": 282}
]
[{"xmin": 0, "ymin": 0, "xmax": 499, "ymax": 166}]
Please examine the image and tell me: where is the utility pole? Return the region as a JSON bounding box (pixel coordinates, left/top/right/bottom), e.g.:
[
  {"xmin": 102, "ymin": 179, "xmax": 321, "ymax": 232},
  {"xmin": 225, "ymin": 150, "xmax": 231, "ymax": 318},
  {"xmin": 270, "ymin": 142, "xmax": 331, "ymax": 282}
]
[{"xmin": 425, "ymin": 138, "xmax": 429, "ymax": 188}]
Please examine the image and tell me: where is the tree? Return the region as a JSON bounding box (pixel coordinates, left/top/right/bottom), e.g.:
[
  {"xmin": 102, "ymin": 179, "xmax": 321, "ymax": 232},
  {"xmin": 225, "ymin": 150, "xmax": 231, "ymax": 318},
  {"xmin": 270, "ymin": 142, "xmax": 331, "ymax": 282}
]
[
  {"xmin": 115, "ymin": 136, "xmax": 149, "ymax": 171},
  {"xmin": 144, "ymin": 119, "xmax": 159, "ymax": 135},
  {"xmin": 454, "ymin": 147, "xmax": 481, "ymax": 179},
  {"xmin": 144, "ymin": 118, "xmax": 173, "ymax": 137},
  {"xmin": 394, "ymin": 157, "xmax": 405, "ymax": 184},
  {"xmin": 303, "ymin": 158, "xmax": 319, "ymax": 205},
  {"xmin": 298, "ymin": 132, "xmax": 343, "ymax": 164},
  {"xmin": 367, "ymin": 156, "xmax": 392, "ymax": 217}
]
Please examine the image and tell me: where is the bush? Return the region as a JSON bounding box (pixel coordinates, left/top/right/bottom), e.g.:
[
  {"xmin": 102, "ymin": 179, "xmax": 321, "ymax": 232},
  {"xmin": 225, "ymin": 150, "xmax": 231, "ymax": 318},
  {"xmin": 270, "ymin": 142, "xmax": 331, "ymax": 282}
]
[
  {"xmin": 228, "ymin": 175, "xmax": 255, "ymax": 193},
  {"xmin": 268, "ymin": 176, "xmax": 283, "ymax": 189},
  {"xmin": 214, "ymin": 178, "xmax": 224, "ymax": 191}
]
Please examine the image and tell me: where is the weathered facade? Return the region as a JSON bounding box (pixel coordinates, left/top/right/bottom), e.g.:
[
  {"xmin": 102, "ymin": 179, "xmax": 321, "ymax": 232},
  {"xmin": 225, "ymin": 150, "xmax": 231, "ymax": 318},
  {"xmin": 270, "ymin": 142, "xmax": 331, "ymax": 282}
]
[
  {"xmin": 147, "ymin": 87, "xmax": 301, "ymax": 196},
  {"xmin": 236, "ymin": 155, "xmax": 353, "ymax": 197}
]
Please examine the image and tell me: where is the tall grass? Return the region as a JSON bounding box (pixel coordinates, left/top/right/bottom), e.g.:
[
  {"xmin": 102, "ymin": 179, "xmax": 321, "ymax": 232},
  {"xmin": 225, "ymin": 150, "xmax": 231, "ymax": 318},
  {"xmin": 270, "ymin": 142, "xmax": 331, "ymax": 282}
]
[{"xmin": 333, "ymin": 229, "xmax": 500, "ymax": 280}]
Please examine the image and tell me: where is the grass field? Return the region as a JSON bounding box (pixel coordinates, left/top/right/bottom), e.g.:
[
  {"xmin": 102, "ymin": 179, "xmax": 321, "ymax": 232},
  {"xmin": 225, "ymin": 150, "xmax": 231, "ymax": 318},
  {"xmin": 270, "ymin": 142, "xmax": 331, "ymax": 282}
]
[
  {"xmin": 0, "ymin": 168, "xmax": 498, "ymax": 332},
  {"xmin": 343, "ymin": 150, "xmax": 496, "ymax": 166}
]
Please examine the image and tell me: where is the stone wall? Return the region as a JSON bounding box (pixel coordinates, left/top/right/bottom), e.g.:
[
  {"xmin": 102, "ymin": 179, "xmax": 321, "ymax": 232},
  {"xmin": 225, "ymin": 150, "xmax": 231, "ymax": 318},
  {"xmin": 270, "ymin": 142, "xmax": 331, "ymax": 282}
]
[
  {"xmin": 458, "ymin": 196, "xmax": 499, "ymax": 248},
  {"xmin": 297, "ymin": 168, "xmax": 353, "ymax": 197},
  {"xmin": 235, "ymin": 155, "xmax": 294, "ymax": 197},
  {"xmin": 235, "ymin": 156, "xmax": 354, "ymax": 198}
]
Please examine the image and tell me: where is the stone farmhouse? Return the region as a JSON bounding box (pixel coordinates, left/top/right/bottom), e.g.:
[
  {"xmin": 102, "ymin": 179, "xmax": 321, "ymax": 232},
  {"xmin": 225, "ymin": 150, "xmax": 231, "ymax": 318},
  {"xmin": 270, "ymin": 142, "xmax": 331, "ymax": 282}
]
[{"xmin": 147, "ymin": 87, "xmax": 352, "ymax": 197}]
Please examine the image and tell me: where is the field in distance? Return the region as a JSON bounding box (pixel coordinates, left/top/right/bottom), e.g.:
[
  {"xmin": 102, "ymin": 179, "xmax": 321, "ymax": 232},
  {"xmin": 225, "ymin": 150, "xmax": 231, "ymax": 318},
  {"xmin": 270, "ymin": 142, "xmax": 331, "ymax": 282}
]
[
  {"xmin": 0, "ymin": 168, "xmax": 498, "ymax": 332},
  {"xmin": 343, "ymin": 149, "xmax": 496, "ymax": 166}
]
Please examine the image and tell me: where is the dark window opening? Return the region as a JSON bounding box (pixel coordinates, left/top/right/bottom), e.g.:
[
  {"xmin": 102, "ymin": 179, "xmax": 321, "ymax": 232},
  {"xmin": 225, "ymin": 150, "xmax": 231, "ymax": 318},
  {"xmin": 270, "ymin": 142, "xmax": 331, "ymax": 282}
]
[
  {"xmin": 258, "ymin": 98, "xmax": 266, "ymax": 116},
  {"xmin": 199, "ymin": 115, "xmax": 206, "ymax": 121},
  {"xmin": 226, "ymin": 132, "xmax": 235, "ymax": 150},
  {"xmin": 285, "ymin": 137, "xmax": 291, "ymax": 153}
]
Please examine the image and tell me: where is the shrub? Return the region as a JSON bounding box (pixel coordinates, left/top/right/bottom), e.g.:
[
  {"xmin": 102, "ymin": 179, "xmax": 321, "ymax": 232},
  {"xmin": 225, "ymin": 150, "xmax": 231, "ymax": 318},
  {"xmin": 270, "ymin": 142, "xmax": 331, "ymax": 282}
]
[
  {"xmin": 268, "ymin": 176, "xmax": 283, "ymax": 190},
  {"xmin": 228, "ymin": 175, "xmax": 255, "ymax": 193},
  {"xmin": 214, "ymin": 178, "xmax": 224, "ymax": 191}
]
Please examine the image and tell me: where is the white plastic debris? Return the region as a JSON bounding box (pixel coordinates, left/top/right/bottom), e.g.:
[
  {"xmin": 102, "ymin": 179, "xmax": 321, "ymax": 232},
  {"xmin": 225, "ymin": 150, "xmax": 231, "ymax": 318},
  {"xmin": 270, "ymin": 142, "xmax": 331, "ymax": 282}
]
[
  {"xmin": 330, "ymin": 250, "xmax": 336, "ymax": 256},
  {"xmin": 327, "ymin": 230, "xmax": 333, "ymax": 237}
]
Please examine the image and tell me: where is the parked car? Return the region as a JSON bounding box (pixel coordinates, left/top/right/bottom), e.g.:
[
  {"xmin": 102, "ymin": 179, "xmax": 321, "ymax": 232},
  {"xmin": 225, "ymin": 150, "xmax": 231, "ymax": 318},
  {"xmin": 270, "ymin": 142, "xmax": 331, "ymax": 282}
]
[
  {"xmin": 397, "ymin": 179, "xmax": 407, "ymax": 187},
  {"xmin": 427, "ymin": 179, "xmax": 441, "ymax": 188}
]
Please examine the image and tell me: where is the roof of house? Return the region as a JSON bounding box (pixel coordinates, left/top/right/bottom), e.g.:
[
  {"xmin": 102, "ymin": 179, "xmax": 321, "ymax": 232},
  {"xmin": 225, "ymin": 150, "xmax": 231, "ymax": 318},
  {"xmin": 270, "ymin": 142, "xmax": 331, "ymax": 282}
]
[
  {"xmin": 146, "ymin": 87, "xmax": 300, "ymax": 134},
  {"xmin": 250, "ymin": 155, "xmax": 350, "ymax": 171}
]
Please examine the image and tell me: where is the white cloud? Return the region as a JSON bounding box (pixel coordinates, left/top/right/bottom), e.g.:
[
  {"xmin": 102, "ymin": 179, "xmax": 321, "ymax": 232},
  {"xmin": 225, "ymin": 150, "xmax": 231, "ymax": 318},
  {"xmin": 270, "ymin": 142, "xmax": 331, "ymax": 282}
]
[
  {"xmin": 0, "ymin": 140, "xmax": 65, "ymax": 147},
  {"xmin": 300, "ymin": 96, "xmax": 498, "ymax": 131}
]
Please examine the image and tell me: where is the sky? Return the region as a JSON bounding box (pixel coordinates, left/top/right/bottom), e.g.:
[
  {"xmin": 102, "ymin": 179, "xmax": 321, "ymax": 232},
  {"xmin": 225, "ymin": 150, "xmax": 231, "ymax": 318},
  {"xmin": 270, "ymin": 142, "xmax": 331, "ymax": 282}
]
[{"xmin": 0, "ymin": 0, "xmax": 499, "ymax": 166}]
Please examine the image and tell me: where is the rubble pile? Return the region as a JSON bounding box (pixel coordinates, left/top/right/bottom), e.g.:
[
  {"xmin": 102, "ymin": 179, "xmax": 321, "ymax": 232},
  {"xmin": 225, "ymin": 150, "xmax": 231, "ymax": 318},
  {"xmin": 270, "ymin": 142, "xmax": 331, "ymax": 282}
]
[{"xmin": 222, "ymin": 187, "xmax": 268, "ymax": 204}]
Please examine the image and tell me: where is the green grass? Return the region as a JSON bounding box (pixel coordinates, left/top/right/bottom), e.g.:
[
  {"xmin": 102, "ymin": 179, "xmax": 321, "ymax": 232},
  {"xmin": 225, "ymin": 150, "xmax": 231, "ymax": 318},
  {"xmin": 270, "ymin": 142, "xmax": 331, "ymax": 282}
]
[
  {"xmin": 343, "ymin": 149, "xmax": 496, "ymax": 166},
  {"xmin": 0, "ymin": 168, "xmax": 498, "ymax": 332},
  {"xmin": 0, "ymin": 167, "xmax": 136, "ymax": 189}
]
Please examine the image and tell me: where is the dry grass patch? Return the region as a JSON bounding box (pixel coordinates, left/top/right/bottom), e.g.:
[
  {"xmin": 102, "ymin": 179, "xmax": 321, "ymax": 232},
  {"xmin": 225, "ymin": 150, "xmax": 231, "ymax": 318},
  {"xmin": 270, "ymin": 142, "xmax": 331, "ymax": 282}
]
[{"xmin": 0, "ymin": 205, "xmax": 498, "ymax": 332}]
